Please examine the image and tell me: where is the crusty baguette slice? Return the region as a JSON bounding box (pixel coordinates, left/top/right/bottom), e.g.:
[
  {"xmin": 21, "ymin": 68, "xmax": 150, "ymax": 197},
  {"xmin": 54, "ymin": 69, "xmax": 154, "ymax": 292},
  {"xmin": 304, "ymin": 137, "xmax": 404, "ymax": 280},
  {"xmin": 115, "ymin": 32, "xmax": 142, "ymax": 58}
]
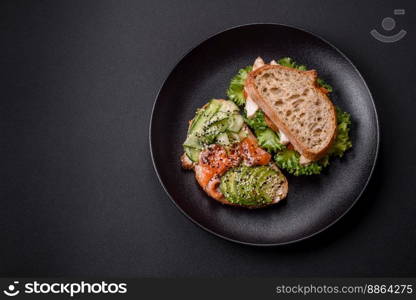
[{"xmin": 245, "ymin": 64, "xmax": 337, "ymax": 162}]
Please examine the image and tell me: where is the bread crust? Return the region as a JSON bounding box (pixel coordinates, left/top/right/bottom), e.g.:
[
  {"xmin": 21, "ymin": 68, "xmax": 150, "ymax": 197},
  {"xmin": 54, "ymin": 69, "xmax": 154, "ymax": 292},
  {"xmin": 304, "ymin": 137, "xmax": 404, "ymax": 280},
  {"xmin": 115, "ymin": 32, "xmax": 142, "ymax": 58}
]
[
  {"xmin": 218, "ymin": 126, "xmax": 288, "ymax": 208},
  {"xmin": 245, "ymin": 64, "xmax": 337, "ymax": 161}
]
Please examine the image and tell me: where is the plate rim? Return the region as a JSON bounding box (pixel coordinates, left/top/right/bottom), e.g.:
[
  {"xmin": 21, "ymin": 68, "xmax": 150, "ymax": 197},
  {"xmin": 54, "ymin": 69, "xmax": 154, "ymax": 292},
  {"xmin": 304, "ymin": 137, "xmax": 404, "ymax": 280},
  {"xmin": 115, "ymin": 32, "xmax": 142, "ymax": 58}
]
[{"xmin": 149, "ymin": 22, "xmax": 380, "ymax": 246}]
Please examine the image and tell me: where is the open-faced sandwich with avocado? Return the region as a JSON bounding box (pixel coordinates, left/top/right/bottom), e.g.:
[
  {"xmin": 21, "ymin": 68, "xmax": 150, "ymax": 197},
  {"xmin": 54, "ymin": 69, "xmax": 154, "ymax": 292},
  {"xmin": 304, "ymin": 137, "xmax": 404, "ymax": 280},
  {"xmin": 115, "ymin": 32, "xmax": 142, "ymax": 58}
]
[{"xmin": 181, "ymin": 99, "xmax": 288, "ymax": 208}]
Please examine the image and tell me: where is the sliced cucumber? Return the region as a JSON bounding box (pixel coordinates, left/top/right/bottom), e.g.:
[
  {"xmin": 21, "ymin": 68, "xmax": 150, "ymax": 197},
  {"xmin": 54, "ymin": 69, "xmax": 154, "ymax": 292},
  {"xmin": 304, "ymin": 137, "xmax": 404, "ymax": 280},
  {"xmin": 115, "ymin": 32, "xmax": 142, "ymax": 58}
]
[
  {"xmin": 220, "ymin": 168, "xmax": 238, "ymax": 203},
  {"xmin": 208, "ymin": 111, "xmax": 230, "ymax": 125},
  {"xmin": 216, "ymin": 132, "xmax": 230, "ymax": 146},
  {"xmin": 220, "ymin": 166, "xmax": 280, "ymax": 207},
  {"xmin": 260, "ymin": 174, "xmax": 281, "ymax": 203},
  {"xmin": 219, "ymin": 100, "xmax": 239, "ymax": 113},
  {"xmin": 238, "ymin": 128, "xmax": 249, "ymax": 140},
  {"xmin": 228, "ymin": 114, "xmax": 244, "ymax": 133}
]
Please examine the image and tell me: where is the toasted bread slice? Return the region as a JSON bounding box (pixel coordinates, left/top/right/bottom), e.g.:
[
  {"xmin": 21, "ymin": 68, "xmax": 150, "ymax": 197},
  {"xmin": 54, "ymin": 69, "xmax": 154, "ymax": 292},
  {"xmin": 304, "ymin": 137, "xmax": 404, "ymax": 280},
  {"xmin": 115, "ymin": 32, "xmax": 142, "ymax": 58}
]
[{"xmin": 245, "ymin": 64, "xmax": 337, "ymax": 162}]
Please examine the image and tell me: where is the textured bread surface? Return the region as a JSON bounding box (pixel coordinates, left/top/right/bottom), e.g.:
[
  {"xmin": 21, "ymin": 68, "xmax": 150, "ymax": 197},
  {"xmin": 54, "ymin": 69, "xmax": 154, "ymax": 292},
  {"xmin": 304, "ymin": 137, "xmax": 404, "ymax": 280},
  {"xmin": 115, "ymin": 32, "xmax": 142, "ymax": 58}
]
[{"xmin": 246, "ymin": 65, "xmax": 336, "ymax": 161}]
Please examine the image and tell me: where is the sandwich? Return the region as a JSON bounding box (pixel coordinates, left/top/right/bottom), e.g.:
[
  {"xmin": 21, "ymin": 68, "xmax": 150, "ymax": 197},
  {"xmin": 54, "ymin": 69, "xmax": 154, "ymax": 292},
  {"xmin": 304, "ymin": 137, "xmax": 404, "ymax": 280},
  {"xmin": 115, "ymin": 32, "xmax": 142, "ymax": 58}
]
[
  {"xmin": 180, "ymin": 56, "xmax": 352, "ymax": 209},
  {"xmin": 227, "ymin": 57, "xmax": 352, "ymax": 176},
  {"xmin": 181, "ymin": 99, "xmax": 288, "ymax": 208}
]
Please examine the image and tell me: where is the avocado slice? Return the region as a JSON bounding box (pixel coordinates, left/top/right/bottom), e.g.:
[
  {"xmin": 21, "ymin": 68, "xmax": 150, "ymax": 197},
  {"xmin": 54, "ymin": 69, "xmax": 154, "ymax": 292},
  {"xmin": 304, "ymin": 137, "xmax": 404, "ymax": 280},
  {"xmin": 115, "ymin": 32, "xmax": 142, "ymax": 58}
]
[
  {"xmin": 235, "ymin": 166, "xmax": 258, "ymax": 206},
  {"xmin": 246, "ymin": 166, "xmax": 266, "ymax": 196},
  {"xmin": 241, "ymin": 166, "xmax": 274, "ymax": 206},
  {"xmin": 202, "ymin": 118, "xmax": 229, "ymax": 144},
  {"xmin": 183, "ymin": 100, "xmax": 247, "ymax": 163},
  {"xmin": 208, "ymin": 111, "xmax": 230, "ymax": 125},
  {"xmin": 220, "ymin": 166, "xmax": 282, "ymax": 207}
]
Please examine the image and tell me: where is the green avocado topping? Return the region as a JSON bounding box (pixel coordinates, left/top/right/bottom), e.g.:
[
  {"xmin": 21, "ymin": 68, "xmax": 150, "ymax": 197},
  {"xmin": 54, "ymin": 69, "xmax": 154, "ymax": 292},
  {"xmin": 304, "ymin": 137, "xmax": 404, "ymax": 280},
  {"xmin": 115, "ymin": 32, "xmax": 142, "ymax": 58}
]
[
  {"xmin": 183, "ymin": 99, "xmax": 246, "ymax": 162},
  {"xmin": 220, "ymin": 165, "xmax": 284, "ymax": 207}
]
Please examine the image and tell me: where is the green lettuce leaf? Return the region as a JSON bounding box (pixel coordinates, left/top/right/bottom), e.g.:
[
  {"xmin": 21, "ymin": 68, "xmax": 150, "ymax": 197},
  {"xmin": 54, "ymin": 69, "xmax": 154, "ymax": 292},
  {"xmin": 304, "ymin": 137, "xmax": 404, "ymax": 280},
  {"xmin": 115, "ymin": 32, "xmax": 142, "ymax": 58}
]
[
  {"xmin": 274, "ymin": 150, "xmax": 323, "ymax": 176},
  {"xmin": 226, "ymin": 66, "xmax": 252, "ymax": 107}
]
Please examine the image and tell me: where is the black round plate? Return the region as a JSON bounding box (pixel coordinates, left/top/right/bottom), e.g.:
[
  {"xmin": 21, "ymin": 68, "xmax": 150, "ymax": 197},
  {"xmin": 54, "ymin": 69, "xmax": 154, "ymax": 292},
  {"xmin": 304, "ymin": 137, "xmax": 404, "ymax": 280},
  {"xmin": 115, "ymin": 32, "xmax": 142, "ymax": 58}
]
[{"xmin": 150, "ymin": 24, "xmax": 379, "ymax": 246}]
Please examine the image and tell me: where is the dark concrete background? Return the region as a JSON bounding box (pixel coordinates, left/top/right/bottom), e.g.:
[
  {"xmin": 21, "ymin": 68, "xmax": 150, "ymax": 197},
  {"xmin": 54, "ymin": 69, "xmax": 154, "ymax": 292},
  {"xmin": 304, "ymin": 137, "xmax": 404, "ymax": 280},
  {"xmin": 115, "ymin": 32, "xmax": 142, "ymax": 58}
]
[{"xmin": 1, "ymin": 0, "xmax": 415, "ymax": 276}]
